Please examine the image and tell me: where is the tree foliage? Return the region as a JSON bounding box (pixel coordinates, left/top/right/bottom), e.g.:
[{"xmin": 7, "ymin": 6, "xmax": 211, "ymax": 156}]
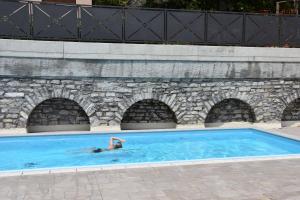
[
  {"xmin": 92, "ymin": 0, "xmax": 297, "ymax": 13},
  {"xmin": 145, "ymin": 0, "xmax": 277, "ymax": 12},
  {"xmin": 92, "ymin": 0, "xmax": 128, "ymax": 6}
]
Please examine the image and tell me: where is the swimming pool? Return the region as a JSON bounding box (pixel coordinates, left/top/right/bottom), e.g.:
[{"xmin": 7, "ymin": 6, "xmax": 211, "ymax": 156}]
[{"xmin": 1, "ymin": 128, "xmax": 300, "ymax": 171}]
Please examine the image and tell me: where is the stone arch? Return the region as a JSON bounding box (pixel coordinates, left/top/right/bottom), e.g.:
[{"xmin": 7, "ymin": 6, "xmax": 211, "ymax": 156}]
[
  {"xmin": 203, "ymin": 92, "xmax": 257, "ymax": 127},
  {"xmin": 117, "ymin": 90, "xmax": 184, "ymax": 125},
  {"xmin": 202, "ymin": 92, "xmax": 259, "ymax": 122},
  {"xmin": 280, "ymin": 91, "xmax": 300, "ymax": 107},
  {"xmin": 204, "ymin": 98, "xmax": 256, "ymax": 127},
  {"xmin": 19, "ymin": 87, "xmax": 97, "ymax": 131},
  {"xmin": 120, "ymin": 99, "xmax": 177, "ymax": 130},
  {"xmin": 280, "ymin": 91, "xmax": 300, "ymax": 127},
  {"xmin": 117, "ymin": 90, "xmax": 183, "ymax": 130},
  {"xmin": 27, "ymin": 98, "xmax": 90, "ymax": 133}
]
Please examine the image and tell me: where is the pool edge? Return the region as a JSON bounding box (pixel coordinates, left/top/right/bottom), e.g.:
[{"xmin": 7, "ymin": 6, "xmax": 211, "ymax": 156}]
[{"xmin": 1, "ymin": 154, "xmax": 300, "ymax": 177}]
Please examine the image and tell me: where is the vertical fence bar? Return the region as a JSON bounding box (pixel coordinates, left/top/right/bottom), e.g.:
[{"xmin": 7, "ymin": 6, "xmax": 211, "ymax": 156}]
[
  {"xmin": 164, "ymin": 9, "xmax": 167, "ymax": 44},
  {"xmin": 242, "ymin": 13, "xmax": 246, "ymax": 46},
  {"xmin": 77, "ymin": 5, "xmax": 81, "ymax": 41},
  {"xmin": 278, "ymin": 14, "xmax": 282, "ymax": 47},
  {"xmin": 122, "ymin": 7, "xmax": 125, "ymax": 42},
  {"xmin": 204, "ymin": 11, "xmax": 208, "ymax": 44},
  {"xmin": 29, "ymin": 1, "xmax": 33, "ymax": 39}
]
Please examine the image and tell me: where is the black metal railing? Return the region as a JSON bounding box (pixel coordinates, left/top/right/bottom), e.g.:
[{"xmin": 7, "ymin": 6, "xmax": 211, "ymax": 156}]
[{"xmin": 1, "ymin": 0, "xmax": 300, "ymax": 47}]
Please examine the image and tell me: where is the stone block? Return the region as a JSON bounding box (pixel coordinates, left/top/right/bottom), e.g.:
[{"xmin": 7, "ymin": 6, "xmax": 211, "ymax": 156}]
[
  {"xmin": 106, "ymin": 93, "xmax": 115, "ymax": 97},
  {"xmin": 4, "ymin": 93, "xmax": 24, "ymax": 97}
]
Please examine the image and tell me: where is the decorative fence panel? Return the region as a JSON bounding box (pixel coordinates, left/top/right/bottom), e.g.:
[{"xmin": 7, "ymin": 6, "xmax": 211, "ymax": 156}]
[
  {"xmin": 245, "ymin": 14, "xmax": 279, "ymax": 46},
  {"xmin": 0, "ymin": 1, "xmax": 30, "ymax": 38},
  {"xmin": 32, "ymin": 3, "xmax": 78, "ymax": 39},
  {"xmin": 1, "ymin": 0, "xmax": 300, "ymax": 47},
  {"xmin": 280, "ymin": 16, "xmax": 300, "ymax": 47},
  {"xmin": 124, "ymin": 8, "xmax": 164, "ymax": 42},
  {"xmin": 167, "ymin": 10, "xmax": 205, "ymax": 44},
  {"xmin": 80, "ymin": 6, "xmax": 123, "ymax": 41},
  {"xmin": 207, "ymin": 12, "xmax": 244, "ymax": 45}
]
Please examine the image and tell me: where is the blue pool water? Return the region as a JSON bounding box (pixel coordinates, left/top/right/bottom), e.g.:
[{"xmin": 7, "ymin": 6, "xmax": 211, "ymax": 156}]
[{"xmin": 1, "ymin": 129, "xmax": 300, "ymax": 171}]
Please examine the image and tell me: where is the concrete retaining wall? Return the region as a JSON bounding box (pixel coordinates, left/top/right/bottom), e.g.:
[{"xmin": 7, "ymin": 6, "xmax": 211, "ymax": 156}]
[{"xmin": 1, "ymin": 39, "xmax": 300, "ymax": 80}]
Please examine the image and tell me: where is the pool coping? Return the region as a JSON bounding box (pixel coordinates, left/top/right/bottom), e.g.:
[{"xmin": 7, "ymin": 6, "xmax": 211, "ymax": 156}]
[
  {"xmin": 0, "ymin": 127, "xmax": 291, "ymax": 137},
  {"xmin": 0, "ymin": 127, "xmax": 299, "ymax": 177}
]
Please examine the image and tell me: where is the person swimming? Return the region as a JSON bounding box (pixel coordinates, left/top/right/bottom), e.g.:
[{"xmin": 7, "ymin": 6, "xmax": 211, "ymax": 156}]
[{"xmin": 92, "ymin": 137, "xmax": 126, "ymax": 153}]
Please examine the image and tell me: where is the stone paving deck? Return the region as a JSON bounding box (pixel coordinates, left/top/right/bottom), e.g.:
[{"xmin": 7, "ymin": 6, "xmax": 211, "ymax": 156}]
[{"xmin": 0, "ymin": 128, "xmax": 300, "ymax": 200}]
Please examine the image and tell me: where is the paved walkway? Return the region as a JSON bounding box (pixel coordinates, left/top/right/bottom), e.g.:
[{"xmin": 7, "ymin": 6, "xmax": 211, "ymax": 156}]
[
  {"xmin": 0, "ymin": 128, "xmax": 300, "ymax": 200},
  {"xmin": 272, "ymin": 127, "xmax": 300, "ymax": 138},
  {"xmin": 0, "ymin": 159, "xmax": 300, "ymax": 200}
]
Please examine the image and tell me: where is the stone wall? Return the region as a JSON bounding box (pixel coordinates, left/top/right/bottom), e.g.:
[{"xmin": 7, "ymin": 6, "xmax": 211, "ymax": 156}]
[
  {"xmin": 2, "ymin": 39, "xmax": 300, "ymax": 132},
  {"xmin": 27, "ymin": 98, "xmax": 90, "ymax": 126},
  {"xmin": 121, "ymin": 99, "xmax": 177, "ymax": 123},
  {"xmin": 1, "ymin": 77, "xmax": 300, "ymax": 131},
  {"xmin": 205, "ymin": 99, "xmax": 255, "ymax": 123},
  {"xmin": 282, "ymin": 98, "xmax": 300, "ymax": 121}
]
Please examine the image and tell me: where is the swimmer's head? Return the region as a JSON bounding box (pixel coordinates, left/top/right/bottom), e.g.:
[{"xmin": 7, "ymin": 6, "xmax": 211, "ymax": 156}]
[{"xmin": 114, "ymin": 142, "xmax": 122, "ymax": 149}]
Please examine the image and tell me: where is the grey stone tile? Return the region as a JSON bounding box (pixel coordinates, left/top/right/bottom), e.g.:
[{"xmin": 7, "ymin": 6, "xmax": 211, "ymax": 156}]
[{"xmin": 1, "ymin": 158, "xmax": 300, "ymax": 200}]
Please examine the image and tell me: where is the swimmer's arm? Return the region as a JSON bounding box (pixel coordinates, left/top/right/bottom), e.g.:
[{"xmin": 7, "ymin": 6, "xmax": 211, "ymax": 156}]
[
  {"xmin": 109, "ymin": 137, "xmax": 114, "ymax": 148},
  {"xmin": 108, "ymin": 137, "xmax": 126, "ymax": 149},
  {"xmin": 110, "ymin": 137, "xmax": 126, "ymax": 144}
]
